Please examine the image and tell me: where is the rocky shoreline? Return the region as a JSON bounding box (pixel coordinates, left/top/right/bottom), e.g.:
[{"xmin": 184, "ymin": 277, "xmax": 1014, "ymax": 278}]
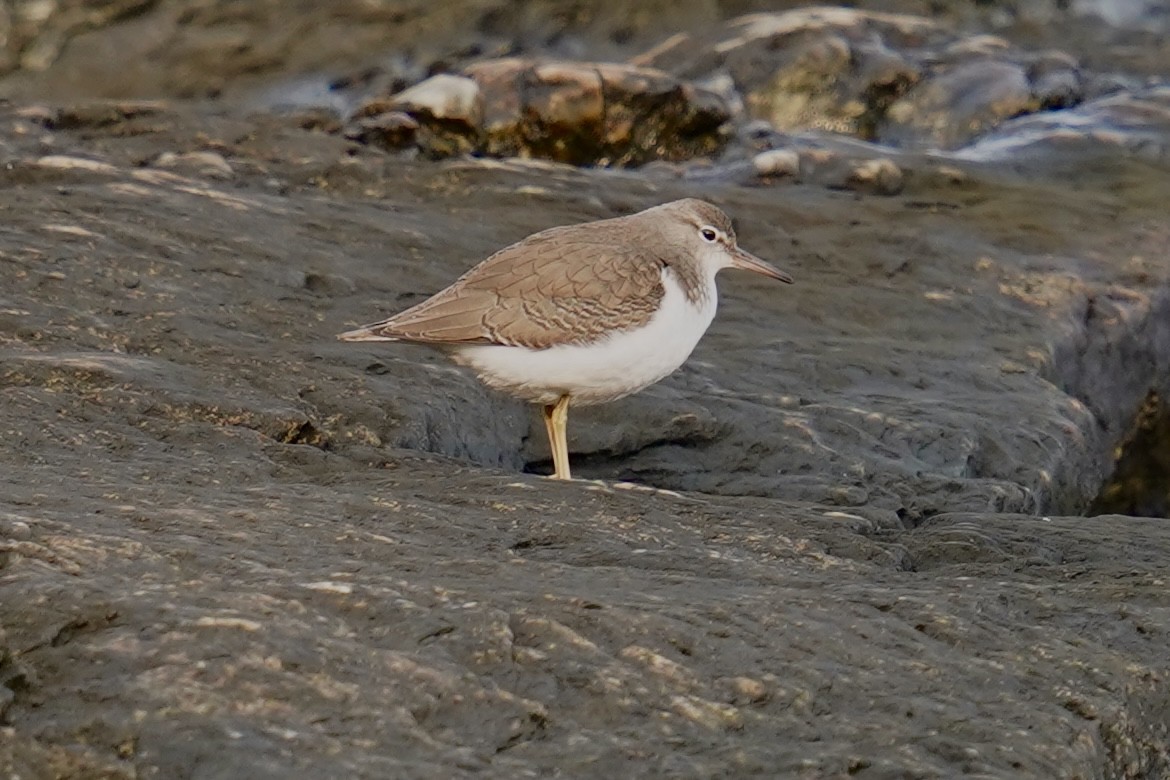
[{"xmin": 2, "ymin": 2, "xmax": 1170, "ymax": 778}]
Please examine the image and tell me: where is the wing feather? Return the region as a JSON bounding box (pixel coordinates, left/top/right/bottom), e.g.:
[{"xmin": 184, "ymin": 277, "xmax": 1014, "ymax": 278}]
[{"xmin": 346, "ymin": 219, "xmax": 667, "ymax": 349}]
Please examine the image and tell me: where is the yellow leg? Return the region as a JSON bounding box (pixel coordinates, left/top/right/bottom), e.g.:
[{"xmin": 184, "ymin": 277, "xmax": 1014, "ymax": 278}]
[{"xmin": 541, "ymin": 395, "xmax": 572, "ymax": 480}]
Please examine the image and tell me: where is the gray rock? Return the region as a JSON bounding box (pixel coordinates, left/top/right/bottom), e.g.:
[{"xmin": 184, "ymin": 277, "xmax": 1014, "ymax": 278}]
[
  {"xmin": 0, "ymin": 3, "xmax": 1168, "ymax": 779},
  {"xmin": 952, "ymin": 85, "xmax": 1170, "ymax": 165},
  {"xmin": 882, "ymin": 59, "xmax": 1037, "ymax": 149}
]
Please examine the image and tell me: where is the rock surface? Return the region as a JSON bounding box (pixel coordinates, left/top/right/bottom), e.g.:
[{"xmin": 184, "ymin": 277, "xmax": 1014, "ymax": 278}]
[
  {"xmin": 1, "ymin": 2, "xmax": 1170, "ymax": 779},
  {"xmin": 343, "ymin": 60, "xmax": 730, "ymax": 165}
]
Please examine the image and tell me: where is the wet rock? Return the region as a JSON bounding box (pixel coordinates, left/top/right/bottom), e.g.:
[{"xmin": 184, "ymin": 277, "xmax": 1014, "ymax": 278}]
[
  {"xmin": 751, "ymin": 149, "xmax": 801, "ymax": 181},
  {"xmin": 343, "ymin": 111, "xmax": 419, "ymax": 151},
  {"xmin": 637, "ymin": 8, "xmax": 940, "ymax": 141},
  {"xmin": 33, "ymin": 155, "xmax": 118, "ymax": 175},
  {"xmin": 596, "ymin": 61, "xmax": 730, "ymax": 164},
  {"xmin": 846, "ymin": 157, "xmax": 904, "ymax": 195},
  {"xmin": 882, "ymin": 59, "xmax": 1037, "ymax": 149},
  {"xmin": 152, "ymin": 151, "xmax": 233, "ymax": 179},
  {"xmin": 1072, "ymin": 0, "xmax": 1170, "ymax": 32},
  {"xmin": 681, "ymin": 132, "xmax": 905, "ymax": 194},
  {"xmin": 468, "ymin": 58, "xmax": 604, "ymax": 162},
  {"xmin": 635, "ymin": 8, "xmax": 1098, "ymax": 152},
  {"xmin": 45, "ymin": 100, "xmax": 171, "ymax": 131},
  {"xmin": 345, "ymin": 58, "xmax": 731, "ymax": 166},
  {"xmin": 1090, "ymin": 389, "xmax": 1170, "ymax": 518},
  {"xmin": 952, "ymin": 85, "xmax": 1170, "ymax": 165},
  {"xmin": 1029, "ymin": 51, "xmax": 1083, "ymax": 110},
  {"xmin": 745, "ymin": 31, "xmax": 909, "ymax": 139},
  {"xmin": 697, "ymin": 73, "xmax": 1162, "ymax": 183}
]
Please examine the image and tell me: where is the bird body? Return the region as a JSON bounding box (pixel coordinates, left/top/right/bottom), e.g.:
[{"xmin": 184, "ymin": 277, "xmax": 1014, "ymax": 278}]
[
  {"xmin": 450, "ymin": 264, "xmax": 716, "ymax": 405},
  {"xmin": 338, "ymin": 198, "xmax": 792, "ymax": 479}
]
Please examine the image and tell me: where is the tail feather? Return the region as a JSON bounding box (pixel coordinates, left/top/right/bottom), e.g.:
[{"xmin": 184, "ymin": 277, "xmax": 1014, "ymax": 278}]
[{"xmin": 336, "ymin": 324, "xmax": 402, "ymax": 342}]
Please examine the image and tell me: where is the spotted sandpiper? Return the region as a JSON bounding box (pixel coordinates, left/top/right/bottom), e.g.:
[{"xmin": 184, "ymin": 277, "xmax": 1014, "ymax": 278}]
[{"xmin": 337, "ymin": 198, "xmax": 793, "ymax": 480}]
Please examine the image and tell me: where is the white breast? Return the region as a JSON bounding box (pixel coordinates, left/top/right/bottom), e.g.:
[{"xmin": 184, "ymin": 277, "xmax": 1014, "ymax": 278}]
[{"xmin": 452, "ymin": 268, "xmax": 718, "ymax": 406}]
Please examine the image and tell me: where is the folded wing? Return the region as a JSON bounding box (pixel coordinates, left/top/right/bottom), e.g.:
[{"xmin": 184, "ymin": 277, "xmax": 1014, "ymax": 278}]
[{"xmin": 338, "ymin": 224, "xmax": 667, "ymax": 349}]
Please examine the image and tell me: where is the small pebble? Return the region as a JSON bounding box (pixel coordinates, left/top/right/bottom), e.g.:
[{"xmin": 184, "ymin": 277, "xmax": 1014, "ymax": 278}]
[
  {"xmin": 752, "ymin": 149, "xmax": 801, "ymax": 178},
  {"xmin": 153, "ymin": 151, "xmax": 233, "ymax": 178}
]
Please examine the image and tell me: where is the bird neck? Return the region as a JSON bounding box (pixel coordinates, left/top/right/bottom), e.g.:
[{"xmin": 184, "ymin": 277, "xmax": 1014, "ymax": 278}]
[{"xmin": 664, "ymin": 261, "xmax": 713, "ymax": 308}]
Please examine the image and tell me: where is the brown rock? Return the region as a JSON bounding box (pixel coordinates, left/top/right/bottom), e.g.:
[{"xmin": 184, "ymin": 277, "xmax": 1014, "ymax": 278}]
[
  {"xmin": 595, "ymin": 62, "xmax": 728, "ymax": 165},
  {"xmin": 847, "ymin": 157, "xmax": 904, "ymax": 195},
  {"xmin": 465, "ymin": 58, "xmax": 730, "ymax": 166},
  {"xmin": 469, "ymin": 58, "xmax": 605, "ymax": 162},
  {"xmin": 152, "ymin": 151, "xmax": 234, "ymax": 179},
  {"xmin": 462, "ymin": 58, "xmax": 527, "ymax": 138},
  {"xmin": 344, "ymin": 111, "xmax": 419, "ymax": 151},
  {"xmin": 530, "ymin": 61, "xmax": 606, "ymax": 129},
  {"xmin": 639, "ymin": 9, "xmax": 932, "ymax": 140}
]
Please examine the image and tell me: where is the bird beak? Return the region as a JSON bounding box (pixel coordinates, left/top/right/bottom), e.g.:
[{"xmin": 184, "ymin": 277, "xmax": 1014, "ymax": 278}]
[{"xmin": 730, "ymin": 246, "xmax": 794, "ymax": 284}]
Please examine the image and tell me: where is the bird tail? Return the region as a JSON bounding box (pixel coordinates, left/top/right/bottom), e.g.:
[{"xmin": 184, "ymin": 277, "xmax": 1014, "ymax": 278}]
[{"xmin": 336, "ymin": 323, "xmax": 401, "ymax": 342}]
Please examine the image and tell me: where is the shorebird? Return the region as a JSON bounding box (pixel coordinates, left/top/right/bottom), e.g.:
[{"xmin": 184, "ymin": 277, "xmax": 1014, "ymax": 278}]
[{"xmin": 338, "ymin": 198, "xmax": 792, "ymax": 480}]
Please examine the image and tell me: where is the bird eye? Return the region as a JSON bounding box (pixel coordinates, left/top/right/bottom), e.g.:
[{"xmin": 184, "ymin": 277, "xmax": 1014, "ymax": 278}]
[{"xmin": 700, "ymin": 227, "xmax": 718, "ymax": 242}]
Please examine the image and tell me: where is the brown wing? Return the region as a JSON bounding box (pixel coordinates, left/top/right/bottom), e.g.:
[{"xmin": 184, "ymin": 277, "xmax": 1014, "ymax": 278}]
[{"xmin": 345, "ymin": 223, "xmax": 667, "ymax": 349}]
